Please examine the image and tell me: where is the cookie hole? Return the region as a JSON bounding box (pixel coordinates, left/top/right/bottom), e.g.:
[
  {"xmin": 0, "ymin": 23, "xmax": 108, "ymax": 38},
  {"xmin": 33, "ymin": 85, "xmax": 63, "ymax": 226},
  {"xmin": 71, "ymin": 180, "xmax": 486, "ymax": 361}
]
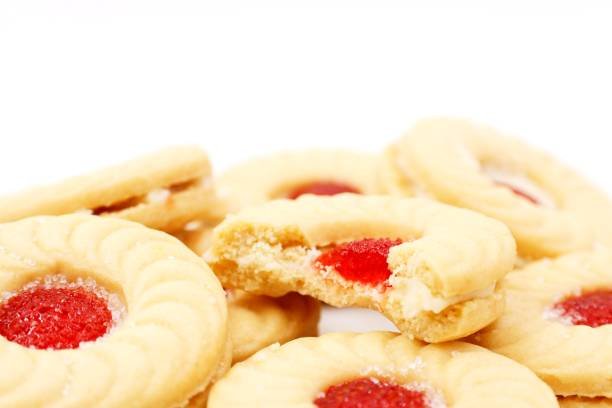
[
  {"xmin": 314, "ymin": 377, "xmax": 445, "ymax": 408},
  {"xmin": 272, "ymin": 180, "xmax": 361, "ymax": 200},
  {"xmin": 546, "ymin": 289, "xmax": 612, "ymax": 328},
  {"xmin": 481, "ymin": 164, "xmax": 556, "ymax": 208},
  {"xmin": 0, "ymin": 274, "xmax": 126, "ymax": 350}
]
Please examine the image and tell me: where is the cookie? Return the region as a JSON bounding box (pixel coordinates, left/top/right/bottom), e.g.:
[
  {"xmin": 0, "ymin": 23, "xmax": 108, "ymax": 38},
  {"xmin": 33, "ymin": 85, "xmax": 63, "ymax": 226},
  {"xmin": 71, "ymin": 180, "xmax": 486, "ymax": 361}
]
[
  {"xmin": 472, "ymin": 250, "xmax": 612, "ymax": 398},
  {"xmin": 207, "ymin": 332, "xmax": 558, "ymax": 408},
  {"xmin": 0, "ymin": 146, "xmax": 226, "ymax": 232},
  {"xmin": 0, "ymin": 215, "xmax": 228, "ymax": 407},
  {"xmin": 389, "ymin": 118, "xmax": 612, "ymax": 258},
  {"xmin": 206, "ymin": 194, "xmax": 516, "ymax": 342},
  {"xmin": 176, "ymin": 226, "xmax": 321, "ymax": 364},
  {"xmin": 217, "ymin": 150, "xmax": 381, "ymax": 212},
  {"xmin": 227, "ymin": 290, "xmax": 320, "ymax": 363}
]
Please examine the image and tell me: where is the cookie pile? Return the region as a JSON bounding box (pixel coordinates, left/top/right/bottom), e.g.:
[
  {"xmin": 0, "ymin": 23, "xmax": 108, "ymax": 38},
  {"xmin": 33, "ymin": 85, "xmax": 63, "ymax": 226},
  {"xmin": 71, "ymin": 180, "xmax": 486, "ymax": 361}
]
[{"xmin": 0, "ymin": 118, "xmax": 609, "ymax": 407}]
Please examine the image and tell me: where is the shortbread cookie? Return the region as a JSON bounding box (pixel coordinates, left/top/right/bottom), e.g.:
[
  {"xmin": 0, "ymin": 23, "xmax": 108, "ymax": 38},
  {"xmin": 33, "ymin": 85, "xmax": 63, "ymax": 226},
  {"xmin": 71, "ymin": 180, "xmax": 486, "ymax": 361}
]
[
  {"xmin": 208, "ymin": 332, "xmax": 558, "ymax": 407},
  {"xmin": 0, "ymin": 146, "xmax": 226, "ymax": 232},
  {"xmin": 206, "ymin": 195, "xmax": 516, "ymax": 342},
  {"xmin": 560, "ymin": 397, "xmax": 612, "ymax": 407},
  {"xmin": 227, "ymin": 290, "xmax": 320, "ymax": 363},
  {"xmin": 0, "ymin": 215, "xmax": 228, "ymax": 407},
  {"xmin": 176, "ymin": 227, "xmax": 321, "ymax": 364},
  {"xmin": 390, "ymin": 118, "xmax": 612, "ymax": 258},
  {"xmin": 472, "ymin": 250, "xmax": 612, "ymax": 398},
  {"xmin": 217, "ymin": 150, "xmax": 381, "ymax": 212}
]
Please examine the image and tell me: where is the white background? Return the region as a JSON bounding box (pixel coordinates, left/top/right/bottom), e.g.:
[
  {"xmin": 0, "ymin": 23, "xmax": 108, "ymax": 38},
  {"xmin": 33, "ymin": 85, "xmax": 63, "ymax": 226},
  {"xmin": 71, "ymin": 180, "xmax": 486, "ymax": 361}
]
[{"xmin": 1, "ymin": 1, "xmax": 611, "ymax": 332}]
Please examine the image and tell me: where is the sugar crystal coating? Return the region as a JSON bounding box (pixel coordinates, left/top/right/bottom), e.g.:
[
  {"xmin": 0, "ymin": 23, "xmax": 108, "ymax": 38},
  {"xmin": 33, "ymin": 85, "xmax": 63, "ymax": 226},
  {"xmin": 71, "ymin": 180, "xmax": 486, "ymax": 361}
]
[{"xmin": 314, "ymin": 377, "xmax": 428, "ymax": 408}]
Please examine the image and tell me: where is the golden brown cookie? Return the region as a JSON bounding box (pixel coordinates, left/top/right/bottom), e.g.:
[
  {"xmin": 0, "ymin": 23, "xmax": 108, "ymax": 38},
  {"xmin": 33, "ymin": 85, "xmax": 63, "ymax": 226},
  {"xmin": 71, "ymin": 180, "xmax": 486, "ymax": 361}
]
[
  {"xmin": 208, "ymin": 332, "xmax": 558, "ymax": 408},
  {"xmin": 217, "ymin": 150, "xmax": 381, "ymax": 212},
  {"xmin": 389, "ymin": 118, "xmax": 612, "ymax": 258},
  {"xmin": 560, "ymin": 397, "xmax": 612, "ymax": 407},
  {"xmin": 472, "ymin": 250, "xmax": 612, "ymax": 398},
  {"xmin": 206, "ymin": 195, "xmax": 516, "ymax": 342},
  {"xmin": 0, "ymin": 146, "xmax": 226, "ymax": 232},
  {"xmin": 0, "ymin": 215, "xmax": 228, "ymax": 407}
]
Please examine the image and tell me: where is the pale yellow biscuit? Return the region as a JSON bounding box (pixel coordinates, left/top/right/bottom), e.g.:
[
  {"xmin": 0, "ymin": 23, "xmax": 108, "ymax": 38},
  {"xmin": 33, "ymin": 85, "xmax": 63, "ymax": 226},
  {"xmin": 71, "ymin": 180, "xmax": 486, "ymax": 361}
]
[
  {"xmin": 560, "ymin": 397, "xmax": 612, "ymax": 407},
  {"xmin": 176, "ymin": 227, "xmax": 321, "ymax": 364},
  {"xmin": 390, "ymin": 118, "xmax": 612, "ymax": 258},
  {"xmin": 217, "ymin": 150, "xmax": 382, "ymax": 212},
  {"xmin": 0, "ymin": 146, "xmax": 226, "ymax": 232},
  {"xmin": 207, "ymin": 195, "xmax": 516, "ymax": 342},
  {"xmin": 472, "ymin": 250, "xmax": 612, "ymax": 398},
  {"xmin": 208, "ymin": 332, "xmax": 558, "ymax": 408},
  {"xmin": 227, "ymin": 290, "xmax": 320, "ymax": 363},
  {"xmin": 0, "ymin": 215, "xmax": 228, "ymax": 407}
]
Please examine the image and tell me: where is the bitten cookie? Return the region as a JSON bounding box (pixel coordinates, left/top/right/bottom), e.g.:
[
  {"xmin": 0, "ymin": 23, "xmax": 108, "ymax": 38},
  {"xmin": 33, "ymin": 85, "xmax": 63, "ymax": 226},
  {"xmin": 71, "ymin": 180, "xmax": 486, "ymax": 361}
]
[
  {"xmin": 0, "ymin": 146, "xmax": 226, "ymax": 232},
  {"xmin": 472, "ymin": 250, "xmax": 612, "ymax": 399},
  {"xmin": 389, "ymin": 118, "xmax": 612, "ymax": 258},
  {"xmin": 0, "ymin": 215, "xmax": 228, "ymax": 407},
  {"xmin": 217, "ymin": 150, "xmax": 381, "ymax": 212},
  {"xmin": 206, "ymin": 195, "xmax": 516, "ymax": 342},
  {"xmin": 207, "ymin": 332, "xmax": 558, "ymax": 408}
]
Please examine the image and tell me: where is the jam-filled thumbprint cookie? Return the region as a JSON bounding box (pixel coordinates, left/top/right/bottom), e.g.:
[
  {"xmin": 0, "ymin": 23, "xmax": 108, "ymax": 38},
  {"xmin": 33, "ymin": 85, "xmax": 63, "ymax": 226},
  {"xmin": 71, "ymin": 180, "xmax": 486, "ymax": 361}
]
[
  {"xmin": 472, "ymin": 249, "xmax": 612, "ymax": 401},
  {"xmin": 206, "ymin": 195, "xmax": 516, "ymax": 342},
  {"xmin": 387, "ymin": 118, "xmax": 612, "ymax": 259},
  {"xmin": 0, "ymin": 215, "xmax": 228, "ymax": 407},
  {"xmin": 216, "ymin": 150, "xmax": 382, "ymax": 212},
  {"xmin": 207, "ymin": 332, "xmax": 558, "ymax": 408}
]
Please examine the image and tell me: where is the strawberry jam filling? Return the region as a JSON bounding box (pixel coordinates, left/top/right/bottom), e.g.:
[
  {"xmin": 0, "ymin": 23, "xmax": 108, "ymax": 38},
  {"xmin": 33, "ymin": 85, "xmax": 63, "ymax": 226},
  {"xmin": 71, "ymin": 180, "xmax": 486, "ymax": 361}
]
[
  {"xmin": 314, "ymin": 377, "xmax": 428, "ymax": 408},
  {"xmin": 287, "ymin": 181, "xmax": 361, "ymax": 199},
  {"xmin": 315, "ymin": 238, "xmax": 402, "ymax": 285},
  {"xmin": 553, "ymin": 290, "xmax": 612, "ymax": 328},
  {"xmin": 0, "ymin": 279, "xmax": 116, "ymax": 349},
  {"xmin": 495, "ymin": 181, "xmax": 539, "ymax": 205}
]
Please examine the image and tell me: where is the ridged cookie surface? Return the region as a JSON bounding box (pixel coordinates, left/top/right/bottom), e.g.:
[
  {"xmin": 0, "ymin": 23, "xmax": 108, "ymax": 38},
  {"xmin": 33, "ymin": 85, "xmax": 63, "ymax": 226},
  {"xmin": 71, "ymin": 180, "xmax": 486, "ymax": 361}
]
[
  {"xmin": 391, "ymin": 118, "xmax": 612, "ymax": 258},
  {"xmin": 208, "ymin": 332, "xmax": 558, "ymax": 408},
  {"xmin": 0, "ymin": 215, "xmax": 228, "ymax": 408}
]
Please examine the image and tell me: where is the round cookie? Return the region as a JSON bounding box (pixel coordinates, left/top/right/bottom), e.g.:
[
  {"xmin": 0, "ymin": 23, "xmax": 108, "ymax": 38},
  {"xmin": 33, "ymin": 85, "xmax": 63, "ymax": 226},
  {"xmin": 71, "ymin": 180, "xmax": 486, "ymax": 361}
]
[
  {"xmin": 0, "ymin": 215, "xmax": 228, "ymax": 407},
  {"xmin": 472, "ymin": 250, "xmax": 612, "ymax": 398},
  {"xmin": 390, "ymin": 118, "xmax": 612, "ymax": 258},
  {"xmin": 217, "ymin": 150, "xmax": 382, "ymax": 211},
  {"xmin": 176, "ymin": 225, "xmax": 321, "ymax": 364},
  {"xmin": 227, "ymin": 290, "xmax": 320, "ymax": 363},
  {"xmin": 208, "ymin": 332, "xmax": 558, "ymax": 408},
  {"xmin": 0, "ymin": 146, "xmax": 227, "ymax": 232},
  {"xmin": 206, "ymin": 195, "xmax": 516, "ymax": 342}
]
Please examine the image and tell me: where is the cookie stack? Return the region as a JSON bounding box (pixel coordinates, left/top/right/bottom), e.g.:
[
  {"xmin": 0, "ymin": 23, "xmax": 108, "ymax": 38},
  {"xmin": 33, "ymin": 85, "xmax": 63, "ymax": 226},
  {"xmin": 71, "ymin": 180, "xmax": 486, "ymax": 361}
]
[{"xmin": 0, "ymin": 118, "xmax": 609, "ymax": 407}]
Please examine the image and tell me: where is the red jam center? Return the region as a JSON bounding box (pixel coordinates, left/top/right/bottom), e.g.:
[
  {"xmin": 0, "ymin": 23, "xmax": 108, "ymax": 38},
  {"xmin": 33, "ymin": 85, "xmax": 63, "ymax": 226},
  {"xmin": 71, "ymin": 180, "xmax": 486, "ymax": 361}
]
[
  {"xmin": 554, "ymin": 290, "xmax": 612, "ymax": 328},
  {"xmin": 0, "ymin": 286, "xmax": 113, "ymax": 349},
  {"xmin": 314, "ymin": 378, "xmax": 427, "ymax": 408},
  {"xmin": 287, "ymin": 181, "xmax": 361, "ymax": 199},
  {"xmin": 315, "ymin": 238, "xmax": 402, "ymax": 285},
  {"xmin": 495, "ymin": 181, "xmax": 539, "ymax": 205}
]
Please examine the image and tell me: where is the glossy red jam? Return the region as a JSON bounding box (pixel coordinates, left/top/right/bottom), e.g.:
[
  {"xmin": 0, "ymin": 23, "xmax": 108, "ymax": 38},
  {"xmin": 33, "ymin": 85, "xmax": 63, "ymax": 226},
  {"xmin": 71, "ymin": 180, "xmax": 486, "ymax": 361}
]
[
  {"xmin": 0, "ymin": 285, "xmax": 114, "ymax": 349},
  {"xmin": 287, "ymin": 181, "xmax": 360, "ymax": 199},
  {"xmin": 495, "ymin": 181, "xmax": 539, "ymax": 205},
  {"xmin": 314, "ymin": 377, "xmax": 427, "ymax": 408},
  {"xmin": 315, "ymin": 238, "xmax": 402, "ymax": 285},
  {"xmin": 553, "ymin": 290, "xmax": 612, "ymax": 328}
]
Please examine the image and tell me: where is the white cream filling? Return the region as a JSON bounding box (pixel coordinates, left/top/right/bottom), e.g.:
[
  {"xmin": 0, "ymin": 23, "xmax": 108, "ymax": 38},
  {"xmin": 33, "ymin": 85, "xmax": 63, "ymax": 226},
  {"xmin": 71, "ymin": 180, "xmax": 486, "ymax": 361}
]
[
  {"xmin": 482, "ymin": 165, "xmax": 556, "ymax": 208},
  {"xmin": 387, "ymin": 276, "xmax": 496, "ymax": 318},
  {"xmin": 146, "ymin": 188, "xmax": 171, "ymax": 204}
]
